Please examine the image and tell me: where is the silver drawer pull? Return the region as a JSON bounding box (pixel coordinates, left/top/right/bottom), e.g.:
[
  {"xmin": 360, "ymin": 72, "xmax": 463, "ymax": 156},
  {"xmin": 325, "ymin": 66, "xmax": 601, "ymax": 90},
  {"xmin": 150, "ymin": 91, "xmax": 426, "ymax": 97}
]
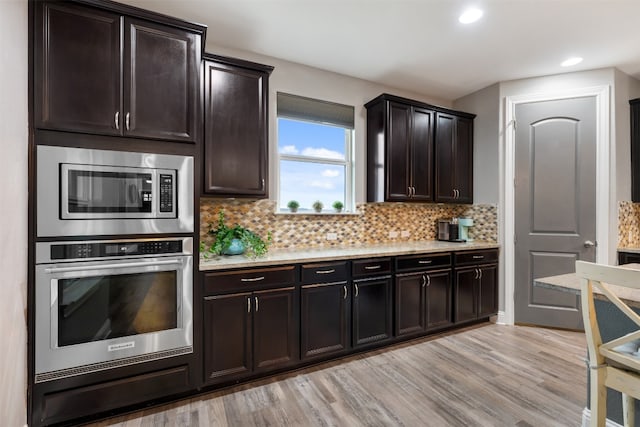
[
  {"xmin": 316, "ymin": 269, "xmax": 335, "ymax": 274},
  {"xmin": 364, "ymin": 265, "xmax": 381, "ymax": 270},
  {"xmin": 472, "ymin": 255, "xmax": 485, "ymax": 259},
  {"xmin": 241, "ymin": 276, "xmax": 265, "ymax": 282},
  {"xmin": 418, "ymin": 260, "xmax": 433, "ymax": 264}
]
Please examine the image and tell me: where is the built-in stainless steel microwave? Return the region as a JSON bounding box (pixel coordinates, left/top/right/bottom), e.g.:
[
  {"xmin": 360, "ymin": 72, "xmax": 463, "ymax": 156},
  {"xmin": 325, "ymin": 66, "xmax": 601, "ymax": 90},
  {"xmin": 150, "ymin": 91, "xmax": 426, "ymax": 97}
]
[{"xmin": 37, "ymin": 146, "xmax": 194, "ymax": 237}]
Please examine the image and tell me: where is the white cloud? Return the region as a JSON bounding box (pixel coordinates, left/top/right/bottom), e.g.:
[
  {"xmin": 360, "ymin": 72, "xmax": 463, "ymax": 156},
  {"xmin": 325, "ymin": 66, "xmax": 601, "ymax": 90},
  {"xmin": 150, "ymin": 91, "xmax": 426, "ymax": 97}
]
[
  {"xmin": 309, "ymin": 180, "xmax": 335, "ymax": 190},
  {"xmin": 280, "ymin": 145, "xmax": 299, "ymax": 155},
  {"xmin": 301, "ymin": 147, "xmax": 343, "ymax": 160},
  {"xmin": 321, "ymin": 169, "xmax": 340, "ymax": 178}
]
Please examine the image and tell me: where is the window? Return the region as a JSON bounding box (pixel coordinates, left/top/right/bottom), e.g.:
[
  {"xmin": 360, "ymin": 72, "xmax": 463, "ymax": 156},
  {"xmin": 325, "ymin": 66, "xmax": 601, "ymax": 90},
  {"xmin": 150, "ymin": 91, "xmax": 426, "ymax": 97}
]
[{"xmin": 277, "ymin": 93, "xmax": 354, "ymax": 213}]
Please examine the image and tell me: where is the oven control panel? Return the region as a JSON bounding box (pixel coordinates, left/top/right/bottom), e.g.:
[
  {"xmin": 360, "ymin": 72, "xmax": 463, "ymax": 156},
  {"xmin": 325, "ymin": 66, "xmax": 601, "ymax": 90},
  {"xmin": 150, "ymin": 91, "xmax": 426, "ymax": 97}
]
[{"xmin": 50, "ymin": 240, "xmax": 183, "ymax": 260}]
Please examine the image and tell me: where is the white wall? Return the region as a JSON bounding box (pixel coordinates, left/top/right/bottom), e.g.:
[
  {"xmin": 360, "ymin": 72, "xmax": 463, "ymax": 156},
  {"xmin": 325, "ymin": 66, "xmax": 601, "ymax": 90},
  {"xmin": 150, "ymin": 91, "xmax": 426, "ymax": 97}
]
[
  {"xmin": 0, "ymin": 0, "xmax": 28, "ymax": 425},
  {"xmin": 204, "ymin": 43, "xmax": 452, "ymax": 204},
  {"xmin": 453, "ymin": 83, "xmax": 500, "ymax": 204}
]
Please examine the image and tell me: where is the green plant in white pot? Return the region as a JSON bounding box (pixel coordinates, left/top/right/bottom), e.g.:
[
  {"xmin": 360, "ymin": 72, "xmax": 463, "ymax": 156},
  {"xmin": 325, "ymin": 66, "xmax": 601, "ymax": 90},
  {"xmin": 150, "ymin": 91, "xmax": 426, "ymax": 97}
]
[
  {"xmin": 312, "ymin": 200, "xmax": 323, "ymax": 213},
  {"xmin": 332, "ymin": 201, "xmax": 344, "ymax": 213},
  {"xmin": 287, "ymin": 200, "xmax": 299, "ymax": 213}
]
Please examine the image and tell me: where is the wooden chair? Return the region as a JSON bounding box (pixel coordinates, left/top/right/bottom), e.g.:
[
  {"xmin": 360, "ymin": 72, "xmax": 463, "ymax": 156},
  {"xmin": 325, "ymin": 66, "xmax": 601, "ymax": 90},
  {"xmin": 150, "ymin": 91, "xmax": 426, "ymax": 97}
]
[{"xmin": 576, "ymin": 261, "xmax": 640, "ymax": 427}]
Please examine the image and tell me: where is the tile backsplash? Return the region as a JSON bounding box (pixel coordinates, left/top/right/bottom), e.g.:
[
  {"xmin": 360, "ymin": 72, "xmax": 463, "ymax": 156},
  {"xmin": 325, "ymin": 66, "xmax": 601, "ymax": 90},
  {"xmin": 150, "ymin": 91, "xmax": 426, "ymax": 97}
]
[
  {"xmin": 200, "ymin": 199, "xmax": 497, "ymax": 251},
  {"xmin": 618, "ymin": 201, "xmax": 640, "ymax": 247}
]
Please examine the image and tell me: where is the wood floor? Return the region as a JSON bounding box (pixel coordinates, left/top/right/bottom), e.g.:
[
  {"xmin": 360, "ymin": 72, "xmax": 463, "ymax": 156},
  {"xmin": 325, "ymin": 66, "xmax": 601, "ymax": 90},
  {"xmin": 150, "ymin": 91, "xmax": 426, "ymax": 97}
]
[{"xmin": 89, "ymin": 324, "xmax": 586, "ymax": 427}]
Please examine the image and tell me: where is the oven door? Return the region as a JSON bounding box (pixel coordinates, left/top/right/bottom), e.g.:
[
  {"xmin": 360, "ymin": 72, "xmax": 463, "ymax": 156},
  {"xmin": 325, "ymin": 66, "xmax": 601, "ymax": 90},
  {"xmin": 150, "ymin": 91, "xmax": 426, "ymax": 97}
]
[{"xmin": 34, "ymin": 255, "xmax": 193, "ymax": 383}]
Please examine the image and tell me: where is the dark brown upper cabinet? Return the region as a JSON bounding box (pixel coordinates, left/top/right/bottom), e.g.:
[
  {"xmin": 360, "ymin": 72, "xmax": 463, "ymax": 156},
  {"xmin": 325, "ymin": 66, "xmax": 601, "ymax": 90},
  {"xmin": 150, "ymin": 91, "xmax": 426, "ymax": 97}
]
[
  {"xmin": 434, "ymin": 112, "xmax": 474, "ymax": 203},
  {"xmin": 630, "ymin": 99, "xmax": 640, "ymax": 202},
  {"xmin": 203, "ymin": 54, "xmax": 273, "ymax": 197},
  {"xmin": 366, "ymin": 94, "xmax": 474, "ymax": 204},
  {"xmin": 34, "ymin": 1, "xmax": 204, "ymax": 143},
  {"xmin": 366, "ymin": 97, "xmax": 434, "ymax": 202}
]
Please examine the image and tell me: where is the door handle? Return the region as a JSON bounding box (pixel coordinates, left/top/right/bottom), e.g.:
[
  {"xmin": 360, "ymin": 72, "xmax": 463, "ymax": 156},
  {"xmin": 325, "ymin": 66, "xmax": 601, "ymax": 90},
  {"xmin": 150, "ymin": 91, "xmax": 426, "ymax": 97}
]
[
  {"xmin": 114, "ymin": 111, "xmax": 120, "ymax": 130},
  {"xmin": 426, "ymin": 274, "xmax": 431, "ymax": 287},
  {"xmin": 316, "ymin": 269, "xmax": 335, "ymax": 275},
  {"xmin": 125, "ymin": 112, "xmax": 130, "ymax": 130},
  {"xmin": 421, "ymin": 275, "xmax": 426, "ymax": 287},
  {"xmin": 241, "ymin": 276, "xmax": 265, "ymax": 282},
  {"xmin": 343, "ymin": 285, "xmax": 348, "ymax": 299},
  {"xmin": 584, "ymin": 240, "xmax": 596, "ymax": 248},
  {"xmin": 355, "ymin": 284, "xmax": 359, "ymax": 297},
  {"xmin": 255, "ymin": 296, "xmax": 259, "ymax": 312}
]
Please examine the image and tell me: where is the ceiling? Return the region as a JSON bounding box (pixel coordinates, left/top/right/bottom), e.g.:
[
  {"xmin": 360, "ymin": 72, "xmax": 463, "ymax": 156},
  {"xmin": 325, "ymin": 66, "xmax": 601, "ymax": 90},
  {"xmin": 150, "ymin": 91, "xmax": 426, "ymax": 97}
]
[{"xmin": 122, "ymin": 0, "xmax": 640, "ymax": 100}]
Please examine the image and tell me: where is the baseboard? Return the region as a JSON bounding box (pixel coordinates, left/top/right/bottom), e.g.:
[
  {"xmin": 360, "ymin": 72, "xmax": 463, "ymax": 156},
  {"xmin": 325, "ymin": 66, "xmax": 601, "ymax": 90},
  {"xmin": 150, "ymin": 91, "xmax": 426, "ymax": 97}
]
[
  {"xmin": 582, "ymin": 407, "xmax": 623, "ymax": 427},
  {"xmin": 496, "ymin": 310, "xmax": 508, "ymax": 325}
]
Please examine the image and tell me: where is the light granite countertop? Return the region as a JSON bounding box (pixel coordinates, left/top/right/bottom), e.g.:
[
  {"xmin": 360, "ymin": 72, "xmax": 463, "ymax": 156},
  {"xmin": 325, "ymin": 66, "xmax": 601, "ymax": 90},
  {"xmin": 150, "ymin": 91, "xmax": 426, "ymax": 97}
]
[
  {"xmin": 535, "ymin": 264, "xmax": 640, "ymax": 306},
  {"xmin": 618, "ymin": 247, "xmax": 640, "ymax": 254},
  {"xmin": 199, "ymin": 240, "xmax": 500, "ymax": 271}
]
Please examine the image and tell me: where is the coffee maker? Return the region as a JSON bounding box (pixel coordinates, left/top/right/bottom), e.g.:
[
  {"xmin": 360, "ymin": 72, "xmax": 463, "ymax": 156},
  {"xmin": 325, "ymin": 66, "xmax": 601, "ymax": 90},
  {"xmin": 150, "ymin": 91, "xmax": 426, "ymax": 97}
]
[
  {"xmin": 457, "ymin": 218, "xmax": 474, "ymax": 242},
  {"xmin": 437, "ymin": 218, "xmax": 461, "ymax": 242}
]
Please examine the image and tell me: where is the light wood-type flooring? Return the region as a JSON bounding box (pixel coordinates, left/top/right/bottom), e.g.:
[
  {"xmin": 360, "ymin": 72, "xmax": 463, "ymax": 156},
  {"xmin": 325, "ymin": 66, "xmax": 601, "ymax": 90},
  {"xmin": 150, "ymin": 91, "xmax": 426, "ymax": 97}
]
[{"xmin": 89, "ymin": 324, "xmax": 586, "ymax": 427}]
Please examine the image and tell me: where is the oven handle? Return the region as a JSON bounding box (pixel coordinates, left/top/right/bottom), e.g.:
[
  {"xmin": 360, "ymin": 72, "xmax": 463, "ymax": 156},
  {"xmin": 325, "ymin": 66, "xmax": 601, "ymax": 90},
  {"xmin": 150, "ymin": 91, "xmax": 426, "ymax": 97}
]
[{"xmin": 44, "ymin": 259, "xmax": 184, "ymax": 274}]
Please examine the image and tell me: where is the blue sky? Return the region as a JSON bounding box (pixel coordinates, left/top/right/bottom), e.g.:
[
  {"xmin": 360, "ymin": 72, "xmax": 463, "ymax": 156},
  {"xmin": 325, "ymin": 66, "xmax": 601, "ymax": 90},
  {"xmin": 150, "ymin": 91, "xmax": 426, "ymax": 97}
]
[{"xmin": 278, "ymin": 118, "xmax": 348, "ymax": 210}]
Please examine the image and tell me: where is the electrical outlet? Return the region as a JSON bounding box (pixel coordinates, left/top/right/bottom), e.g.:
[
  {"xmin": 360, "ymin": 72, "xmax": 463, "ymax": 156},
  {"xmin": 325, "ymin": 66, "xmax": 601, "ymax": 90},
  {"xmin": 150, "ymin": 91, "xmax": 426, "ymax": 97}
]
[
  {"xmin": 326, "ymin": 232, "xmax": 338, "ymax": 241},
  {"xmin": 401, "ymin": 230, "xmax": 410, "ymax": 238},
  {"xmin": 389, "ymin": 231, "xmax": 399, "ymax": 238}
]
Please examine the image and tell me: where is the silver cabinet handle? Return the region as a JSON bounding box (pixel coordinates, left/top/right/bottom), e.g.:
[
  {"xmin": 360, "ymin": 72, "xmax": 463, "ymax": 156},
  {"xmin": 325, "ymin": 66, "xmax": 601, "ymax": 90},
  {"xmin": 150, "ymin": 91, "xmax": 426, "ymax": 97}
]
[
  {"xmin": 241, "ymin": 276, "xmax": 265, "ymax": 282},
  {"xmin": 426, "ymin": 275, "xmax": 431, "ymax": 287},
  {"xmin": 474, "ymin": 268, "xmax": 479, "ymax": 280},
  {"xmin": 452, "ymin": 189, "xmax": 456, "ymax": 198},
  {"xmin": 584, "ymin": 240, "xmax": 596, "ymax": 248},
  {"xmin": 364, "ymin": 265, "xmax": 381, "ymax": 270},
  {"xmin": 411, "ymin": 187, "xmax": 415, "ymax": 197},
  {"xmin": 316, "ymin": 269, "xmax": 335, "ymax": 274},
  {"xmin": 472, "ymin": 255, "xmax": 484, "ymax": 260},
  {"xmin": 407, "ymin": 187, "xmax": 412, "ymax": 197},
  {"xmin": 355, "ymin": 284, "xmax": 359, "ymax": 297},
  {"xmin": 125, "ymin": 112, "xmax": 130, "ymax": 130},
  {"xmin": 114, "ymin": 111, "xmax": 120, "ymax": 130},
  {"xmin": 479, "ymin": 269, "xmax": 483, "ymax": 280},
  {"xmin": 421, "ymin": 275, "xmax": 426, "ymax": 287},
  {"xmin": 45, "ymin": 258, "xmax": 182, "ymax": 273},
  {"xmin": 455, "ymin": 189, "xmax": 460, "ymax": 199},
  {"xmin": 418, "ymin": 260, "xmax": 433, "ymax": 265},
  {"xmin": 343, "ymin": 285, "xmax": 348, "ymax": 299},
  {"xmin": 261, "ymin": 179, "xmax": 265, "ymax": 190},
  {"xmin": 255, "ymin": 296, "xmax": 259, "ymax": 312},
  {"xmin": 247, "ymin": 297, "xmax": 251, "ymax": 313}
]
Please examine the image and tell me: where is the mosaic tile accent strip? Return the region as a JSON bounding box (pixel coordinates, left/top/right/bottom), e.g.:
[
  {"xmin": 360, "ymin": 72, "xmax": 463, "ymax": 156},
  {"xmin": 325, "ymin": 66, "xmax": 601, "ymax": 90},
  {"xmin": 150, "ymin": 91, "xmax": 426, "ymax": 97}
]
[
  {"xmin": 200, "ymin": 199, "xmax": 498, "ymax": 251},
  {"xmin": 618, "ymin": 200, "xmax": 640, "ymax": 247}
]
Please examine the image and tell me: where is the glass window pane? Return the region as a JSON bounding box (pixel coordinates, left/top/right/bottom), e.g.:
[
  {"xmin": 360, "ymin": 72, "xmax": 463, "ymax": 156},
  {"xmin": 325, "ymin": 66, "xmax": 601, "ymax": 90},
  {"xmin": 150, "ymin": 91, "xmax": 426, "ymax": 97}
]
[
  {"xmin": 278, "ymin": 118, "xmax": 346, "ymax": 160},
  {"xmin": 279, "ymin": 160, "xmax": 345, "ymax": 212}
]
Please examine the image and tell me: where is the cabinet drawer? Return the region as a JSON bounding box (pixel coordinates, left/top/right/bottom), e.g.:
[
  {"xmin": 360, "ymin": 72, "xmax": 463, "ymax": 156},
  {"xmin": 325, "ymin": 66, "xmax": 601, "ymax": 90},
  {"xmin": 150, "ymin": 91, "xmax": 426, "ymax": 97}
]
[
  {"xmin": 352, "ymin": 258, "xmax": 392, "ymax": 277},
  {"xmin": 204, "ymin": 266, "xmax": 296, "ymax": 295},
  {"xmin": 301, "ymin": 261, "xmax": 348, "ymax": 284},
  {"xmin": 454, "ymin": 250, "xmax": 498, "ymax": 266},
  {"xmin": 396, "ymin": 253, "xmax": 451, "ymax": 272}
]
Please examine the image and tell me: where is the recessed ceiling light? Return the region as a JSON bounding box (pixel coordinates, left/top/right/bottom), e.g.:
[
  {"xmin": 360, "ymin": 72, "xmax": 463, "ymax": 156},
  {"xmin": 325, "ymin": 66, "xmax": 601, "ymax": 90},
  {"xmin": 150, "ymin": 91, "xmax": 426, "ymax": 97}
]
[
  {"xmin": 561, "ymin": 57, "xmax": 583, "ymax": 67},
  {"xmin": 459, "ymin": 8, "xmax": 483, "ymax": 24}
]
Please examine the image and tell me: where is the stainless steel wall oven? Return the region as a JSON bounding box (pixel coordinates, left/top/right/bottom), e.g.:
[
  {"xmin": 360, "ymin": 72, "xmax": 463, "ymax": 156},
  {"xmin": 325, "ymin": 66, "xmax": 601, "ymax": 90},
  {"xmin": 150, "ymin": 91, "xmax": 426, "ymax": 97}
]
[
  {"xmin": 36, "ymin": 145, "xmax": 194, "ymax": 237},
  {"xmin": 34, "ymin": 237, "xmax": 193, "ymax": 383}
]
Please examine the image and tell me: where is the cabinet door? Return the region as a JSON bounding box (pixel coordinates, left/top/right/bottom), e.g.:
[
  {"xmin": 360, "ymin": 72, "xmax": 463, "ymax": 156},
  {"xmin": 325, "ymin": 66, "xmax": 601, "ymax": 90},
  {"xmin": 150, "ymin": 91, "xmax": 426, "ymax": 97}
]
[
  {"xmin": 386, "ymin": 102, "xmax": 412, "ymax": 201},
  {"xmin": 434, "ymin": 112, "xmax": 456, "ymax": 202},
  {"xmin": 203, "ymin": 60, "xmax": 269, "ymax": 196},
  {"xmin": 454, "ymin": 117, "xmax": 473, "ymax": 203},
  {"xmin": 478, "ymin": 264, "xmax": 498, "ymax": 318},
  {"xmin": 454, "ymin": 267, "xmax": 477, "ymax": 323},
  {"xmin": 631, "ymin": 100, "xmax": 640, "ymax": 202},
  {"xmin": 410, "ymin": 107, "xmax": 434, "ymax": 201},
  {"xmin": 253, "ymin": 287, "xmax": 298, "ymax": 372},
  {"xmin": 35, "ymin": 2, "xmax": 121, "ymax": 135},
  {"xmin": 352, "ymin": 277, "xmax": 393, "ymax": 347},
  {"xmin": 301, "ymin": 282, "xmax": 350, "ymax": 360},
  {"xmin": 203, "ymin": 292, "xmax": 252, "ymax": 383},
  {"xmin": 123, "ymin": 18, "xmax": 200, "ymax": 142},
  {"xmin": 395, "ymin": 273, "xmax": 426, "ymax": 336},
  {"xmin": 425, "ymin": 269, "xmax": 452, "ymax": 329}
]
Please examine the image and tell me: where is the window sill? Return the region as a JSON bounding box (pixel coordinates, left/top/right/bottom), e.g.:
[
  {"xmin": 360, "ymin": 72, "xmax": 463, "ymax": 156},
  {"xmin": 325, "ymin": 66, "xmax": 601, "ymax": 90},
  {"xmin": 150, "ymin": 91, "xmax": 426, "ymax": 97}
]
[{"xmin": 274, "ymin": 211, "xmax": 362, "ymax": 216}]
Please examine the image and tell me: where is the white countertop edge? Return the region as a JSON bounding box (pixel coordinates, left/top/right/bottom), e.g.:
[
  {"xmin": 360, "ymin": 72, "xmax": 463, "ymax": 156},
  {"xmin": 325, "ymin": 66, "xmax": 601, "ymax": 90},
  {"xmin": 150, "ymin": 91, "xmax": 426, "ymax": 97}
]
[{"xmin": 199, "ymin": 240, "xmax": 500, "ymax": 271}]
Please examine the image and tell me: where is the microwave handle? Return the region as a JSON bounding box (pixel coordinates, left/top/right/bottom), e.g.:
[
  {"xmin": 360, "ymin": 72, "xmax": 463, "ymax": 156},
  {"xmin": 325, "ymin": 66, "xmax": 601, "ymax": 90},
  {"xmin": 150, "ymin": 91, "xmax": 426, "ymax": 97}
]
[{"xmin": 44, "ymin": 259, "xmax": 183, "ymax": 274}]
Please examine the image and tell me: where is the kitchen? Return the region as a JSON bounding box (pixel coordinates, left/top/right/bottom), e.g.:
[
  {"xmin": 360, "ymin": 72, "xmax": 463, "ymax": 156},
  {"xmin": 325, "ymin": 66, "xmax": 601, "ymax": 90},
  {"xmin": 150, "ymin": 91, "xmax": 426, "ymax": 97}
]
[{"xmin": 3, "ymin": 0, "xmax": 640, "ymax": 426}]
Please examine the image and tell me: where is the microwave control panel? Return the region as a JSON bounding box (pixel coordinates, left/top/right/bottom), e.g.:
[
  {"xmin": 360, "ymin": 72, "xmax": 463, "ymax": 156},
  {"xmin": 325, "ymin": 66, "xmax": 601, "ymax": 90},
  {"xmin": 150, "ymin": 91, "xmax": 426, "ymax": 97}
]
[
  {"xmin": 159, "ymin": 174, "xmax": 174, "ymax": 213},
  {"xmin": 50, "ymin": 240, "xmax": 183, "ymax": 260}
]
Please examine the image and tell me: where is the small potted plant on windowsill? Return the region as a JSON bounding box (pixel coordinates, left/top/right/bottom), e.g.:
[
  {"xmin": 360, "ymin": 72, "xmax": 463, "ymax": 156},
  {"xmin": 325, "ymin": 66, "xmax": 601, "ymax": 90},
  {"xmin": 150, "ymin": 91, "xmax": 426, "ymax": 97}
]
[
  {"xmin": 312, "ymin": 200, "xmax": 323, "ymax": 213},
  {"xmin": 287, "ymin": 200, "xmax": 299, "ymax": 213},
  {"xmin": 202, "ymin": 210, "xmax": 271, "ymax": 258},
  {"xmin": 332, "ymin": 201, "xmax": 344, "ymax": 213}
]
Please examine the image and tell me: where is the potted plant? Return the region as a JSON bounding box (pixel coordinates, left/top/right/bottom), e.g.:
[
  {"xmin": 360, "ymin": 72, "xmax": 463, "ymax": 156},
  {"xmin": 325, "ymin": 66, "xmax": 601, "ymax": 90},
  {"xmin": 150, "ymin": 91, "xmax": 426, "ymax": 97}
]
[
  {"xmin": 287, "ymin": 200, "xmax": 299, "ymax": 213},
  {"xmin": 332, "ymin": 201, "xmax": 344, "ymax": 213},
  {"xmin": 204, "ymin": 210, "xmax": 271, "ymax": 258},
  {"xmin": 312, "ymin": 200, "xmax": 323, "ymax": 213}
]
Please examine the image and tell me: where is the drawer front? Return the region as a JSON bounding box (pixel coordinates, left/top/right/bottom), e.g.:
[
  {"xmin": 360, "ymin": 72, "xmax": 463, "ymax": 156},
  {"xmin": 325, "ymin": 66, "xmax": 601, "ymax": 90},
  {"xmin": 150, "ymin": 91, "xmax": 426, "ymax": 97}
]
[
  {"xmin": 204, "ymin": 266, "xmax": 296, "ymax": 295},
  {"xmin": 454, "ymin": 250, "xmax": 499, "ymax": 266},
  {"xmin": 352, "ymin": 258, "xmax": 392, "ymax": 277},
  {"xmin": 301, "ymin": 261, "xmax": 348, "ymax": 284},
  {"xmin": 396, "ymin": 253, "xmax": 451, "ymax": 272}
]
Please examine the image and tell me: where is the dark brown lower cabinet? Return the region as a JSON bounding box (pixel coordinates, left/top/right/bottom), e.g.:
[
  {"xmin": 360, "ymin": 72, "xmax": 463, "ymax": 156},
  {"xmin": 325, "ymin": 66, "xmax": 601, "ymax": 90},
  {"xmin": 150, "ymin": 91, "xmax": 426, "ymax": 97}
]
[
  {"xmin": 454, "ymin": 264, "xmax": 498, "ymax": 323},
  {"xmin": 396, "ymin": 268, "xmax": 452, "ymax": 336},
  {"xmin": 204, "ymin": 287, "xmax": 298, "ymax": 384},
  {"xmin": 301, "ymin": 282, "xmax": 350, "ymax": 360},
  {"xmin": 352, "ymin": 276, "xmax": 393, "ymax": 347}
]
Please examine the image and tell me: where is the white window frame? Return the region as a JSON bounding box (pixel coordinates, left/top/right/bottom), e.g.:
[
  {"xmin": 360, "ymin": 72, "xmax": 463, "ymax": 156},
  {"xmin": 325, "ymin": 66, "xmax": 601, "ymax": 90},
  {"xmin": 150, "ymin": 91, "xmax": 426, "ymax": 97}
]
[{"xmin": 276, "ymin": 117, "xmax": 355, "ymax": 213}]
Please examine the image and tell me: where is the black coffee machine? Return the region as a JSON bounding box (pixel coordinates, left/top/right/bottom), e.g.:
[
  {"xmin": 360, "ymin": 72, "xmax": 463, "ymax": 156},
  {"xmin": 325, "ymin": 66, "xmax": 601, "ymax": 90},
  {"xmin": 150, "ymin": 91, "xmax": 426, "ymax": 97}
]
[{"xmin": 437, "ymin": 219, "xmax": 464, "ymax": 242}]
